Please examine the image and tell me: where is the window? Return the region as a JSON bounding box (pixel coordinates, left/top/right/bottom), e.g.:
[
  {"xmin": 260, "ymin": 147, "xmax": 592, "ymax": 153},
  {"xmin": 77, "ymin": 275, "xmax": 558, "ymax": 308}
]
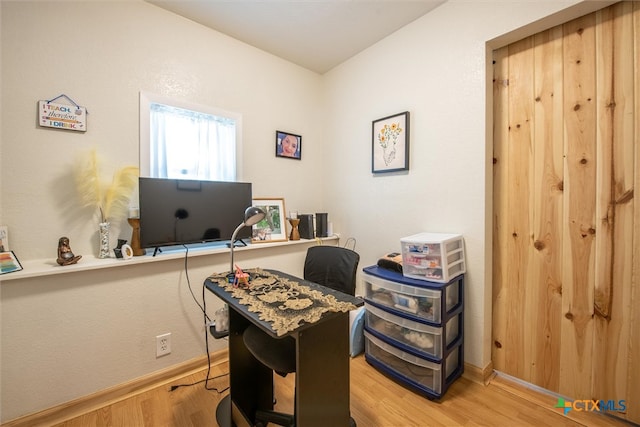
[{"xmin": 139, "ymin": 92, "xmax": 242, "ymax": 181}]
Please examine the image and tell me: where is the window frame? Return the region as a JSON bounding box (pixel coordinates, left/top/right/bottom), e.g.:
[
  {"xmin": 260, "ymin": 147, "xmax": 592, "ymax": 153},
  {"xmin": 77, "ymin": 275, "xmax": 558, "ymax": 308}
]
[{"xmin": 139, "ymin": 91, "xmax": 243, "ymax": 180}]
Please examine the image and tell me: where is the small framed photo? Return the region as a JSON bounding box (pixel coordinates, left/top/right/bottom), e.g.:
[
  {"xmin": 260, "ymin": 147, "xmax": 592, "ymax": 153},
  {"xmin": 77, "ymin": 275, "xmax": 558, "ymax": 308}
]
[
  {"xmin": 372, "ymin": 111, "xmax": 410, "ymax": 173},
  {"xmin": 0, "ymin": 251, "xmax": 23, "ymax": 275},
  {"xmin": 275, "ymin": 130, "xmax": 302, "ymax": 160},
  {"xmin": 251, "ymin": 198, "xmax": 288, "ymax": 243},
  {"xmin": 0, "ymin": 225, "xmax": 8, "ymax": 251}
]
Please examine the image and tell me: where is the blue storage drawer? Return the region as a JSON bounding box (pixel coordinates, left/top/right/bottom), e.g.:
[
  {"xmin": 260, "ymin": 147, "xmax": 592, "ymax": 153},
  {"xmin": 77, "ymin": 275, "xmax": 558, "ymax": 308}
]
[
  {"xmin": 365, "ymin": 301, "xmax": 462, "ymax": 360},
  {"xmin": 364, "ymin": 330, "xmax": 463, "ymax": 399},
  {"xmin": 362, "ymin": 265, "xmax": 462, "ymax": 324}
]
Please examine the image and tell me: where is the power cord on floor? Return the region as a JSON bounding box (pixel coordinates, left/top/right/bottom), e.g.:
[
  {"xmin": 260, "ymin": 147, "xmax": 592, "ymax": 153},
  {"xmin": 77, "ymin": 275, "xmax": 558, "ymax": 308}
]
[
  {"xmin": 169, "ymin": 371, "xmax": 228, "ymax": 392},
  {"xmin": 200, "ymin": 260, "xmax": 230, "ymax": 393},
  {"xmin": 167, "ymin": 246, "xmax": 229, "ymax": 394}
]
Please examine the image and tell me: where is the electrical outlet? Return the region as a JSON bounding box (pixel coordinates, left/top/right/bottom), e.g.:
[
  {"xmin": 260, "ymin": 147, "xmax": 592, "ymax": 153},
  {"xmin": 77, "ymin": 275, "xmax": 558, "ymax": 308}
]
[{"xmin": 156, "ymin": 333, "xmax": 171, "ymax": 357}]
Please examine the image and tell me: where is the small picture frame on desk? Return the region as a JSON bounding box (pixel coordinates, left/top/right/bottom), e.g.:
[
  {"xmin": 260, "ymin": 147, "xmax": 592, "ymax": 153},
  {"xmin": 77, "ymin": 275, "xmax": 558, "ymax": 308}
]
[
  {"xmin": 0, "ymin": 251, "xmax": 23, "ymax": 275},
  {"xmin": 251, "ymin": 198, "xmax": 288, "ymax": 243}
]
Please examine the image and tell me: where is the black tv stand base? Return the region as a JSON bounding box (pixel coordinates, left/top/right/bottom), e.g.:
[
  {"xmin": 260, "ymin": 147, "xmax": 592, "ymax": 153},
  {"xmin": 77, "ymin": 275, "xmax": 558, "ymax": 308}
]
[{"xmin": 226, "ymin": 239, "xmax": 247, "ymax": 248}]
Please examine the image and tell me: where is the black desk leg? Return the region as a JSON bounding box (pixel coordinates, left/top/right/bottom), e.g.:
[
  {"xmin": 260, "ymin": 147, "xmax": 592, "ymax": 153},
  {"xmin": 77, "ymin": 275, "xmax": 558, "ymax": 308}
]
[
  {"xmin": 217, "ymin": 308, "xmax": 274, "ymax": 427},
  {"xmin": 296, "ymin": 313, "xmax": 351, "ymax": 426}
]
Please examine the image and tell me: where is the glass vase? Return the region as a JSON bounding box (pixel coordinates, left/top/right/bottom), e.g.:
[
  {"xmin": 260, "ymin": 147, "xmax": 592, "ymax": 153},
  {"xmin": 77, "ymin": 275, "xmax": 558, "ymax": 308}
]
[{"xmin": 99, "ymin": 222, "xmax": 110, "ymax": 258}]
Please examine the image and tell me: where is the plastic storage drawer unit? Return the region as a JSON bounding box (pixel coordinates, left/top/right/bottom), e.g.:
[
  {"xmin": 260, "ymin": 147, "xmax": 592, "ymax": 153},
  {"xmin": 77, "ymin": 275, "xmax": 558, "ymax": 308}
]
[
  {"xmin": 362, "ymin": 265, "xmax": 464, "ymax": 399},
  {"xmin": 401, "ymin": 232, "xmax": 465, "ymax": 283},
  {"xmin": 364, "ymin": 331, "xmax": 462, "ymax": 399},
  {"xmin": 365, "ymin": 302, "xmax": 461, "ymax": 360},
  {"xmin": 363, "ymin": 266, "xmax": 462, "ymax": 324}
]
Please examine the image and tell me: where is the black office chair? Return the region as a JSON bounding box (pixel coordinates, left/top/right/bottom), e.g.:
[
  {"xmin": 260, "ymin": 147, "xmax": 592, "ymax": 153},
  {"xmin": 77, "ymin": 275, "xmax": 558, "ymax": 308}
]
[{"xmin": 243, "ymin": 245, "xmax": 360, "ymax": 427}]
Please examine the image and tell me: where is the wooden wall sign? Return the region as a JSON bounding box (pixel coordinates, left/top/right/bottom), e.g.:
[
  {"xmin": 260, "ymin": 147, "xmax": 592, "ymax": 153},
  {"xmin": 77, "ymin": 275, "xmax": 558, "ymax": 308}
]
[{"xmin": 39, "ymin": 99, "xmax": 87, "ymax": 132}]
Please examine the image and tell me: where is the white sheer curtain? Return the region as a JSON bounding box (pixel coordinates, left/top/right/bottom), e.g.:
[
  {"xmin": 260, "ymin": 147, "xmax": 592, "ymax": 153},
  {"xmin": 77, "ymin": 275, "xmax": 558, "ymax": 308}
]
[{"xmin": 149, "ymin": 103, "xmax": 236, "ymax": 181}]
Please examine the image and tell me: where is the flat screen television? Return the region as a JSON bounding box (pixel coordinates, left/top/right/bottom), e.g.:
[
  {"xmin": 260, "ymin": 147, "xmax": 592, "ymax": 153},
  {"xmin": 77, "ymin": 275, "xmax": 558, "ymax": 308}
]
[{"xmin": 138, "ymin": 177, "xmax": 253, "ymax": 250}]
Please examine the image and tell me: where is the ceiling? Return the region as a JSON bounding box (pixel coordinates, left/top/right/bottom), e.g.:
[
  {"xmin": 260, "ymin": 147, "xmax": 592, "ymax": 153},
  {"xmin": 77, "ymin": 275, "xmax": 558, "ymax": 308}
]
[{"xmin": 146, "ymin": 0, "xmax": 445, "ymax": 74}]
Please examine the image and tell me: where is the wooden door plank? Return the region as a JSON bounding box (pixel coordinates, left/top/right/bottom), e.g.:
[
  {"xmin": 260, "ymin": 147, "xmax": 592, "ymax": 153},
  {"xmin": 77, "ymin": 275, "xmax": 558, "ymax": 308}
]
[
  {"xmin": 560, "ymin": 12, "xmax": 597, "ymax": 399},
  {"xmin": 626, "ymin": 2, "xmax": 640, "ymax": 424},
  {"xmin": 504, "ymin": 36, "xmax": 535, "ymax": 380},
  {"xmin": 492, "ymin": 45, "xmax": 510, "ymax": 372},
  {"xmin": 531, "ymin": 25, "xmax": 564, "ymax": 393},
  {"xmin": 593, "ymin": 2, "xmax": 635, "ymax": 417}
]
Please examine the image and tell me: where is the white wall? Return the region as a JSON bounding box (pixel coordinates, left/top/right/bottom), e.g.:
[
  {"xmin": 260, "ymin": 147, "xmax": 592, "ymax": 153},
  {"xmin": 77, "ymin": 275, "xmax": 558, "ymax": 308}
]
[{"xmin": 0, "ymin": 0, "xmax": 614, "ymax": 423}]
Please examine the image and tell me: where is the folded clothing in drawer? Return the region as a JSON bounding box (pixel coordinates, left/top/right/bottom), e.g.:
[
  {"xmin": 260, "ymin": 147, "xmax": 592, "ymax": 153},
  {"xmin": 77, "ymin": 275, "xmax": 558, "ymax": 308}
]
[
  {"xmin": 364, "ymin": 273, "xmax": 440, "ymax": 321},
  {"xmin": 365, "ymin": 302, "xmax": 461, "ymax": 360},
  {"xmin": 363, "ymin": 267, "xmax": 461, "ymax": 323}
]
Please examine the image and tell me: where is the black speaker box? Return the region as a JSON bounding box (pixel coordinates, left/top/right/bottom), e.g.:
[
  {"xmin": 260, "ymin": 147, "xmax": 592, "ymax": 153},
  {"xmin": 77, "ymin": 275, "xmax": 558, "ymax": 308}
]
[
  {"xmin": 298, "ymin": 214, "xmax": 315, "ymax": 239},
  {"xmin": 315, "ymin": 213, "xmax": 328, "ymax": 237}
]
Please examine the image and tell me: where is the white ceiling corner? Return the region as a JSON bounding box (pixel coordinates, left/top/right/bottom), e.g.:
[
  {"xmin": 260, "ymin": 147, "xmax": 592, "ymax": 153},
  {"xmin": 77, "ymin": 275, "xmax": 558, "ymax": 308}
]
[{"xmin": 145, "ymin": 0, "xmax": 445, "ymax": 74}]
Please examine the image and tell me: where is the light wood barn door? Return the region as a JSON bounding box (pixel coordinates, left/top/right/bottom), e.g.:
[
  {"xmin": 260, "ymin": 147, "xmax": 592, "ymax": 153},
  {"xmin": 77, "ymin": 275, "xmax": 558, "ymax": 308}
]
[{"xmin": 492, "ymin": 2, "xmax": 640, "ymax": 423}]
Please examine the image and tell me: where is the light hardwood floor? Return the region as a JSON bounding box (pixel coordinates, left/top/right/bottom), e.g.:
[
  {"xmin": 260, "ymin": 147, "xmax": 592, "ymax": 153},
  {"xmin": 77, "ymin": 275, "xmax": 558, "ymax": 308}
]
[{"xmin": 49, "ymin": 355, "xmax": 632, "ymax": 427}]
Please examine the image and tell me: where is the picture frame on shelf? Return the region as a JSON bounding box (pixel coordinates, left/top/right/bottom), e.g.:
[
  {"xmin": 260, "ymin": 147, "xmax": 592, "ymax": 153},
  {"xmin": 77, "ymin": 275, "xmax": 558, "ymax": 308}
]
[
  {"xmin": 0, "ymin": 251, "xmax": 23, "ymax": 275},
  {"xmin": 251, "ymin": 198, "xmax": 288, "ymax": 243},
  {"xmin": 0, "ymin": 225, "xmax": 8, "ymax": 251},
  {"xmin": 372, "ymin": 111, "xmax": 410, "ymax": 173},
  {"xmin": 275, "ymin": 130, "xmax": 302, "ymax": 160}
]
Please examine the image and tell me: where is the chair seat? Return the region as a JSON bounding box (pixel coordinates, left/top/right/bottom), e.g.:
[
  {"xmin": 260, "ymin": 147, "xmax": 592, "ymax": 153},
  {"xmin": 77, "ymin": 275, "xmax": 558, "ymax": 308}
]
[{"xmin": 243, "ymin": 324, "xmax": 296, "ymax": 376}]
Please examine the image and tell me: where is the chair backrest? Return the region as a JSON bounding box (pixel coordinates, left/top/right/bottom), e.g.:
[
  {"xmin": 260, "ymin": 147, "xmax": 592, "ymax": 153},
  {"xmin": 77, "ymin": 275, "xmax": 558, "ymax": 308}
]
[{"xmin": 303, "ymin": 245, "xmax": 360, "ymax": 296}]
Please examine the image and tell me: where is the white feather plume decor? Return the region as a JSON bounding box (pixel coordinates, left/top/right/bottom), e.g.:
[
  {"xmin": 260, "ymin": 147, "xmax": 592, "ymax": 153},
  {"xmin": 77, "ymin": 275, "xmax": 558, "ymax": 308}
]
[{"xmin": 76, "ymin": 149, "xmax": 139, "ymax": 224}]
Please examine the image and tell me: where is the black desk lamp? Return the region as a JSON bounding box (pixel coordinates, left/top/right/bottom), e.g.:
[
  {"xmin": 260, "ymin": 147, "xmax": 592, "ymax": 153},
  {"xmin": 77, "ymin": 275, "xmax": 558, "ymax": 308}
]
[{"xmin": 229, "ymin": 206, "xmax": 266, "ymax": 278}]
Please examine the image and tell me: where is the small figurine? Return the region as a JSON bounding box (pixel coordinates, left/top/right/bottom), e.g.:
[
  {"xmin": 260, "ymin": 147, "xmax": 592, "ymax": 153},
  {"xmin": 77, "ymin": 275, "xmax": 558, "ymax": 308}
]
[
  {"xmin": 113, "ymin": 239, "xmax": 127, "ymax": 259},
  {"xmin": 57, "ymin": 236, "xmax": 82, "ymax": 266},
  {"xmin": 234, "ymin": 264, "xmax": 250, "ymax": 288}
]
